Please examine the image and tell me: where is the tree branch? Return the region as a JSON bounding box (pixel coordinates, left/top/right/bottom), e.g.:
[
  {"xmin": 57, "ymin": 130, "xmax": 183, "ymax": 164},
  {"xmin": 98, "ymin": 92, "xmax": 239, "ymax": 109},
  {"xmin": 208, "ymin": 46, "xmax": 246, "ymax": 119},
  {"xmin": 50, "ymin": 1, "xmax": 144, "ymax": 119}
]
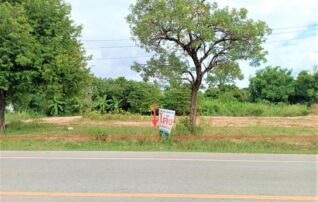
[
  {"xmin": 182, "ymin": 70, "xmax": 195, "ymax": 82},
  {"xmin": 182, "ymin": 77, "xmax": 193, "ymax": 84},
  {"xmin": 203, "ymin": 46, "xmax": 230, "ymax": 75}
]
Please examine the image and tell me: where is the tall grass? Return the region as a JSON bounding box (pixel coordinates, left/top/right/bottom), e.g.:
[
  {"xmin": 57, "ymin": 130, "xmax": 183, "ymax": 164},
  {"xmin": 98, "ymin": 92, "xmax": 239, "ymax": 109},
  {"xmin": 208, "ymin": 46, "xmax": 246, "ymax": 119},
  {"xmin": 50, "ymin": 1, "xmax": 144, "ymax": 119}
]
[
  {"xmin": 5, "ymin": 111, "xmax": 42, "ymax": 123},
  {"xmin": 199, "ymin": 99, "xmax": 311, "ymax": 116}
]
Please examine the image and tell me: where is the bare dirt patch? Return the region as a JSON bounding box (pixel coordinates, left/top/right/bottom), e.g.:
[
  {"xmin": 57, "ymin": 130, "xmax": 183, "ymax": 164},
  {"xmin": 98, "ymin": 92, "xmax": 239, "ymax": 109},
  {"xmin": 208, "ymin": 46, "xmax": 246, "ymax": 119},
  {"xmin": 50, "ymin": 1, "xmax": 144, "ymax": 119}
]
[
  {"xmin": 26, "ymin": 116, "xmax": 83, "ymax": 125},
  {"xmin": 27, "ymin": 115, "xmax": 318, "ymax": 128},
  {"xmin": 200, "ymin": 115, "xmax": 318, "ymax": 128}
]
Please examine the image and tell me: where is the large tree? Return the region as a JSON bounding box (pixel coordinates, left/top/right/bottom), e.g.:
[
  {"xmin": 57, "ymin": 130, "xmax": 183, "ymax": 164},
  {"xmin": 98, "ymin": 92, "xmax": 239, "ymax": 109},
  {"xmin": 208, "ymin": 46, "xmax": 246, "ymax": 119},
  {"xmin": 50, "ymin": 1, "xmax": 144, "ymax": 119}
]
[
  {"xmin": 127, "ymin": 0, "xmax": 271, "ymax": 128},
  {"xmin": 0, "ymin": 2, "xmax": 37, "ymax": 133},
  {"xmin": 0, "ymin": 0, "xmax": 90, "ymax": 133}
]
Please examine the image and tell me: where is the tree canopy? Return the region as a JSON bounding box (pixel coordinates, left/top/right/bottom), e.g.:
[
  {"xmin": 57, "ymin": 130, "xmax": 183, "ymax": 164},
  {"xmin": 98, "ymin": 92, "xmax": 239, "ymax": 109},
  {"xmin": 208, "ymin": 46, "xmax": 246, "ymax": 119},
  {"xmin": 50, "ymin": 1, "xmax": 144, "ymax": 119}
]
[
  {"xmin": 207, "ymin": 63, "xmax": 244, "ymax": 89},
  {"xmin": 0, "ymin": 0, "xmax": 91, "ymax": 132},
  {"xmin": 290, "ymin": 69, "xmax": 318, "ymax": 104},
  {"xmin": 249, "ymin": 66, "xmax": 294, "ymax": 103}
]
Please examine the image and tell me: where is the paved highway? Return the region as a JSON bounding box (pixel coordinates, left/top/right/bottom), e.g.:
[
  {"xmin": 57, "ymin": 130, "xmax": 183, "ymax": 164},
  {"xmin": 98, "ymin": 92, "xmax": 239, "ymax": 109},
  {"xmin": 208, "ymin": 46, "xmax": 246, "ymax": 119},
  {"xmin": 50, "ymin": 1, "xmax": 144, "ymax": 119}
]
[{"xmin": 0, "ymin": 151, "xmax": 317, "ymax": 202}]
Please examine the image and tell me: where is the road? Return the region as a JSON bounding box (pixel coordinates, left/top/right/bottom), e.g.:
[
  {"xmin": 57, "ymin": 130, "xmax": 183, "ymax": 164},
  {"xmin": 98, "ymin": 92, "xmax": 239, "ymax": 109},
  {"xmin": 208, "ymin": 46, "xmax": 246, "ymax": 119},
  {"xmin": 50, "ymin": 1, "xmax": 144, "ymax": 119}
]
[{"xmin": 0, "ymin": 151, "xmax": 317, "ymax": 202}]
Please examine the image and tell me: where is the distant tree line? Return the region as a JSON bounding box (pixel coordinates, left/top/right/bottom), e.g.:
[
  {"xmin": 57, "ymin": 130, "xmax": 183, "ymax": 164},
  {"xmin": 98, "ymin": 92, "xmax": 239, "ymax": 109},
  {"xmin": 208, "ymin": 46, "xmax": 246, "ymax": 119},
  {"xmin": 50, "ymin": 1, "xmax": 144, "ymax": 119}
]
[{"xmin": 44, "ymin": 66, "xmax": 317, "ymax": 117}]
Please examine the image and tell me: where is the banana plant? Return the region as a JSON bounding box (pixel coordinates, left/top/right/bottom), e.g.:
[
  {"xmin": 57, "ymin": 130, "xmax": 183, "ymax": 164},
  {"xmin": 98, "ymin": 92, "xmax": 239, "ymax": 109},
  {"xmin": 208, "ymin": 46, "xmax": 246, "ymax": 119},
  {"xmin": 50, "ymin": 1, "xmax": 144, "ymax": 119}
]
[
  {"xmin": 48, "ymin": 97, "xmax": 65, "ymax": 116},
  {"xmin": 110, "ymin": 96, "xmax": 123, "ymax": 113},
  {"xmin": 96, "ymin": 95, "xmax": 112, "ymax": 114}
]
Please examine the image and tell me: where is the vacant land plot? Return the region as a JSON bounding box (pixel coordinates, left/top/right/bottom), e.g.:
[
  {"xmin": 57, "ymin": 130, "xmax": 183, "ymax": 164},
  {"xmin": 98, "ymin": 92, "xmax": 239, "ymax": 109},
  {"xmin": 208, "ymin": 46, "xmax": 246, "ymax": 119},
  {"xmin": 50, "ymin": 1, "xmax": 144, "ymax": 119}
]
[
  {"xmin": 1, "ymin": 115, "xmax": 317, "ymax": 154},
  {"xmin": 21, "ymin": 114, "xmax": 318, "ymax": 128}
]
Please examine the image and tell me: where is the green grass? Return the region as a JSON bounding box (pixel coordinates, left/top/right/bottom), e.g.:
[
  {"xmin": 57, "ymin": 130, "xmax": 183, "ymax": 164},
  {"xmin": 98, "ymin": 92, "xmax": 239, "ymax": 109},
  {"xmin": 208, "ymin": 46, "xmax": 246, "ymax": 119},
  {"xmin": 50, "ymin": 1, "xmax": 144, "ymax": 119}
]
[
  {"xmin": 1, "ymin": 120, "xmax": 317, "ymax": 154},
  {"xmin": 2, "ymin": 138, "xmax": 316, "ymax": 154},
  {"xmin": 199, "ymin": 100, "xmax": 311, "ymax": 116},
  {"xmin": 6, "ymin": 111, "xmax": 42, "ymax": 123}
]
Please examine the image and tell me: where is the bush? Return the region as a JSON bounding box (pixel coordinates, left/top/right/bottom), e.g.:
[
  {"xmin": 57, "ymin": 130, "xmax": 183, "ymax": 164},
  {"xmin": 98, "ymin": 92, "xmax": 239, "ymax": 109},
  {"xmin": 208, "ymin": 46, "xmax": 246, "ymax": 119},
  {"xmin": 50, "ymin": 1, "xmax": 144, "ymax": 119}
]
[{"xmin": 205, "ymin": 85, "xmax": 249, "ymax": 102}]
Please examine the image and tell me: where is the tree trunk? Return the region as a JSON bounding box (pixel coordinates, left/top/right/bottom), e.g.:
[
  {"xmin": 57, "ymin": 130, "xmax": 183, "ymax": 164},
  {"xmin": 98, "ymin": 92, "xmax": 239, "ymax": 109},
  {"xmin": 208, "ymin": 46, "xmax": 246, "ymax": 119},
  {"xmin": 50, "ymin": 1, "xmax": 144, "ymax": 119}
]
[
  {"xmin": 0, "ymin": 90, "xmax": 5, "ymax": 133},
  {"xmin": 189, "ymin": 83, "xmax": 200, "ymax": 130}
]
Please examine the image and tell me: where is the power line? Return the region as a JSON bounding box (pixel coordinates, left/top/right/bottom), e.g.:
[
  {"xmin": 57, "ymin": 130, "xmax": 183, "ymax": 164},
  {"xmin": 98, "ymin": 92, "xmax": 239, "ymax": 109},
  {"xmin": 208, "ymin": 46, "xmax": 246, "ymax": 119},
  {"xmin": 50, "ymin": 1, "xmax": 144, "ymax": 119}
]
[
  {"xmin": 83, "ymin": 29, "xmax": 317, "ymax": 49},
  {"xmin": 90, "ymin": 43, "xmax": 318, "ymax": 61},
  {"xmin": 85, "ymin": 35, "xmax": 316, "ymax": 49},
  {"xmin": 86, "ymin": 45, "xmax": 137, "ymax": 49},
  {"xmin": 82, "ymin": 24, "xmax": 318, "ymax": 42},
  {"xmin": 93, "ymin": 56, "xmax": 150, "ymax": 60},
  {"xmin": 83, "ymin": 38, "xmax": 132, "ymax": 42}
]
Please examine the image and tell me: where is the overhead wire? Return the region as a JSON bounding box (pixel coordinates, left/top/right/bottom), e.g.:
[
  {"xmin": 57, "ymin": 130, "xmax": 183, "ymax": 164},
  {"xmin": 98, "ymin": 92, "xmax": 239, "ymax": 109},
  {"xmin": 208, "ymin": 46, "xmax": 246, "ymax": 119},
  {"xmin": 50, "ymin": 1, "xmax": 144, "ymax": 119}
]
[{"xmin": 84, "ymin": 24, "xmax": 317, "ymax": 61}]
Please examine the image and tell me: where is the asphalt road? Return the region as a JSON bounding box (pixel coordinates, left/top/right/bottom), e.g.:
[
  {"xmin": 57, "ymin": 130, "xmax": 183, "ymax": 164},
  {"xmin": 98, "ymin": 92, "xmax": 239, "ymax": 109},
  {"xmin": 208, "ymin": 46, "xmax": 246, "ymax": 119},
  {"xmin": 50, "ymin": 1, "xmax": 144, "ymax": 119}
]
[{"xmin": 0, "ymin": 151, "xmax": 317, "ymax": 202}]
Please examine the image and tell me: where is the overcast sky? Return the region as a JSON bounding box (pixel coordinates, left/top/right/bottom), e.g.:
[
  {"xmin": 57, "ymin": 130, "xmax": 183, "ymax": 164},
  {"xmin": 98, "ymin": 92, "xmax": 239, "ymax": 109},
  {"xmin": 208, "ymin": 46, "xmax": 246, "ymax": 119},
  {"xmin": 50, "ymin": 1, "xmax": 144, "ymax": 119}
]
[{"xmin": 66, "ymin": 0, "xmax": 318, "ymax": 87}]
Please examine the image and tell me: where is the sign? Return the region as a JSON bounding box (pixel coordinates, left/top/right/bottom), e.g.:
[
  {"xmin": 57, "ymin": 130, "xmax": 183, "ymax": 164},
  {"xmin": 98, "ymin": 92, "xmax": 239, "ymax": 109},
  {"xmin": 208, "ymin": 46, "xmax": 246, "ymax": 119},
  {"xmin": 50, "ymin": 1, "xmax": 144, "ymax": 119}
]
[{"xmin": 159, "ymin": 109, "xmax": 175, "ymax": 137}]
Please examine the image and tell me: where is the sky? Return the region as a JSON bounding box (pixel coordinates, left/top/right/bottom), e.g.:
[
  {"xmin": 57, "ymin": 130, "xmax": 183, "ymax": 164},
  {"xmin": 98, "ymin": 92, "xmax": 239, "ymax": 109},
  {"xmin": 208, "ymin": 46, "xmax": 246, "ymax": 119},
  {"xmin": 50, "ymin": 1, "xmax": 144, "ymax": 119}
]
[{"xmin": 66, "ymin": 0, "xmax": 318, "ymax": 87}]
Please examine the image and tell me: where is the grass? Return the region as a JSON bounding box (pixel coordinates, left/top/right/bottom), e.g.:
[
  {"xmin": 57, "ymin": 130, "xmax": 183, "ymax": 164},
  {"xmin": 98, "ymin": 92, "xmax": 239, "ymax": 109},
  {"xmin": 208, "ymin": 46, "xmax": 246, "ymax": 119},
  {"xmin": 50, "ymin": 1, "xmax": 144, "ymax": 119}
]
[
  {"xmin": 1, "ymin": 116, "xmax": 317, "ymax": 154},
  {"xmin": 199, "ymin": 100, "xmax": 312, "ymax": 116},
  {"xmin": 6, "ymin": 111, "xmax": 42, "ymax": 123}
]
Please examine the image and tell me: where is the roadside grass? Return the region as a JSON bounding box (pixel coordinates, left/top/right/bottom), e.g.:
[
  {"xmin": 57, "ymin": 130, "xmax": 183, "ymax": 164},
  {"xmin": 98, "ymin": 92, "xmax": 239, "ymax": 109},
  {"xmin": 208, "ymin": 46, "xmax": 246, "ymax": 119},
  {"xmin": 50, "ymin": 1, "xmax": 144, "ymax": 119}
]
[
  {"xmin": 1, "ymin": 136, "xmax": 317, "ymax": 154},
  {"xmin": 1, "ymin": 119, "xmax": 317, "ymax": 154}
]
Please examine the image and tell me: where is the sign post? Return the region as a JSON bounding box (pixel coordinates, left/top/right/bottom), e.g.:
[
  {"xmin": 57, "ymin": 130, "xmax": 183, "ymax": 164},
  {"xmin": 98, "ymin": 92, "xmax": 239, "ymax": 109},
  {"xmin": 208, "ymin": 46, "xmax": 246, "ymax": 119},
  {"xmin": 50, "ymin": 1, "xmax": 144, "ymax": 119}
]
[
  {"xmin": 158, "ymin": 109, "xmax": 175, "ymax": 137},
  {"xmin": 152, "ymin": 102, "xmax": 157, "ymax": 126}
]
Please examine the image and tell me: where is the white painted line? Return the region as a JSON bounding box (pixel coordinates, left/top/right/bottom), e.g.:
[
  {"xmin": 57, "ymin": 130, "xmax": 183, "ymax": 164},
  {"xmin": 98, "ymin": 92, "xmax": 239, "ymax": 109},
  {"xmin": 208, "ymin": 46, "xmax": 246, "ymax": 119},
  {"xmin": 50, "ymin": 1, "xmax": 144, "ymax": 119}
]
[{"xmin": 0, "ymin": 156, "xmax": 317, "ymax": 164}]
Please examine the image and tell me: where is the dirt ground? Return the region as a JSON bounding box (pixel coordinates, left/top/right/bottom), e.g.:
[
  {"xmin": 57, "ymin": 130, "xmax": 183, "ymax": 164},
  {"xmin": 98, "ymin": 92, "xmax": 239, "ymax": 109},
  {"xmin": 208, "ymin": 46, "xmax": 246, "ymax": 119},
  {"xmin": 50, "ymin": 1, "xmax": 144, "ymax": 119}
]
[{"xmin": 32, "ymin": 115, "xmax": 318, "ymax": 129}]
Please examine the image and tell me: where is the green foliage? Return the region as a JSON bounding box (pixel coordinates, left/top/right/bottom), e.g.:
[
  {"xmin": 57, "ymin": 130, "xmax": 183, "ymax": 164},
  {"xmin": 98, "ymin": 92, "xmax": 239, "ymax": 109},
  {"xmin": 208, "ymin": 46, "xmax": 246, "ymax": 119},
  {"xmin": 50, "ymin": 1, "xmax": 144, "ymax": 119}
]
[
  {"xmin": 95, "ymin": 95, "xmax": 112, "ymax": 114},
  {"xmin": 127, "ymin": 0, "xmax": 271, "ymax": 71},
  {"xmin": 0, "ymin": 2, "xmax": 38, "ymax": 97},
  {"xmin": 127, "ymin": 81, "xmax": 161, "ymax": 114},
  {"xmin": 91, "ymin": 77, "xmax": 160, "ymax": 115},
  {"xmin": 0, "ymin": 0, "xmax": 91, "ymax": 117},
  {"xmin": 207, "ymin": 63, "xmax": 244, "ymax": 89},
  {"xmin": 48, "ymin": 97, "xmax": 65, "ymax": 116},
  {"xmin": 110, "ymin": 96, "xmax": 123, "ymax": 113},
  {"xmin": 205, "ymin": 85, "xmax": 249, "ymax": 102},
  {"xmin": 290, "ymin": 70, "xmax": 318, "ymax": 104},
  {"xmin": 92, "ymin": 77, "xmax": 131, "ymax": 111},
  {"xmin": 160, "ymin": 87, "xmax": 191, "ymax": 115},
  {"xmin": 249, "ymin": 66, "xmax": 294, "ymax": 103}
]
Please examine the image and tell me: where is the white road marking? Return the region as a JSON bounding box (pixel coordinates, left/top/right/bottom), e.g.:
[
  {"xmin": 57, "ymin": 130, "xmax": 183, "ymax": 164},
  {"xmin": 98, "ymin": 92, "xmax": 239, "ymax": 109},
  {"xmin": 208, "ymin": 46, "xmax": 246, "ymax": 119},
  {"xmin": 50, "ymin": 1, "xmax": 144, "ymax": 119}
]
[{"xmin": 0, "ymin": 156, "xmax": 317, "ymax": 163}]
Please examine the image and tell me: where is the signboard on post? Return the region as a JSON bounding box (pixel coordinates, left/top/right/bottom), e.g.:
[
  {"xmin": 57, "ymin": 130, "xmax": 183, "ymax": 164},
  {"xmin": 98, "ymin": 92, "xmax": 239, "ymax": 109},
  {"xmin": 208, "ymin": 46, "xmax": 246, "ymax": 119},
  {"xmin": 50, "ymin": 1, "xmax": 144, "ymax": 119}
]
[{"xmin": 159, "ymin": 109, "xmax": 175, "ymax": 137}]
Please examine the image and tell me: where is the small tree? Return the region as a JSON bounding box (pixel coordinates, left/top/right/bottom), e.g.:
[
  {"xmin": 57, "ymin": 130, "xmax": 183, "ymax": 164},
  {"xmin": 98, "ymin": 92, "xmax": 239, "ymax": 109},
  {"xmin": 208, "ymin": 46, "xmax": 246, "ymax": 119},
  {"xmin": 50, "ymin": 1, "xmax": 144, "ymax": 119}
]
[
  {"xmin": 249, "ymin": 66, "xmax": 294, "ymax": 103},
  {"xmin": 290, "ymin": 69, "xmax": 318, "ymax": 104},
  {"xmin": 127, "ymin": 0, "xmax": 271, "ymax": 128}
]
